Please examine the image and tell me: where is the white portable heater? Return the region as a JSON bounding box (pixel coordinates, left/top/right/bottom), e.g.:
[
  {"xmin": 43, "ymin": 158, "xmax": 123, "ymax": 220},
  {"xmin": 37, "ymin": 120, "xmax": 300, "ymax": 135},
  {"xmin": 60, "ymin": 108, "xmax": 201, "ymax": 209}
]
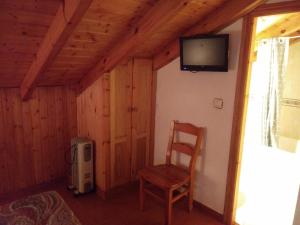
[{"xmin": 68, "ymin": 137, "xmax": 94, "ymax": 195}]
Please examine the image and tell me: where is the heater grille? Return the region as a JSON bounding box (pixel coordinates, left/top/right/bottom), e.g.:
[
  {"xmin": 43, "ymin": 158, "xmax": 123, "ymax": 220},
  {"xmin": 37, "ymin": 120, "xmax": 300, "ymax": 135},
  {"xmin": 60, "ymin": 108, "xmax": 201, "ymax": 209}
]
[{"xmin": 69, "ymin": 137, "xmax": 94, "ymax": 195}]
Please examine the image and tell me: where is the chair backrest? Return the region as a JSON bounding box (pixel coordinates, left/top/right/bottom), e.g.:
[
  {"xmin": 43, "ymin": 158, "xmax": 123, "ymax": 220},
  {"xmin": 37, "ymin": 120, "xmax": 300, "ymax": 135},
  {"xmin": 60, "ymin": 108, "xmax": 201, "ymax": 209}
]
[{"xmin": 166, "ymin": 121, "xmax": 204, "ymax": 174}]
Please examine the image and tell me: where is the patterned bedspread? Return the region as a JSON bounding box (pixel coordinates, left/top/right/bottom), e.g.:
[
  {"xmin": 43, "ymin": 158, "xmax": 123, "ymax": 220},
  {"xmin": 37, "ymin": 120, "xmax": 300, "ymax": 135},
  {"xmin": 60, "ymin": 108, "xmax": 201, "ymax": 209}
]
[{"xmin": 0, "ymin": 191, "xmax": 81, "ymax": 225}]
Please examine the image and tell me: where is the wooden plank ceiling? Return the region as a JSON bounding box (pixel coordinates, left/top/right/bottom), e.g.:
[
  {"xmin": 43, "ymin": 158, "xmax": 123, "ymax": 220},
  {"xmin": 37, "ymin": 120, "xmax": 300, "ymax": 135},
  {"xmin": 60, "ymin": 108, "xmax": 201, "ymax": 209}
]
[
  {"xmin": 38, "ymin": 0, "xmax": 227, "ymax": 86},
  {"xmin": 0, "ymin": 0, "xmax": 268, "ymax": 91},
  {"xmin": 0, "ymin": 0, "xmax": 61, "ymax": 87},
  {"xmin": 0, "ymin": 0, "xmax": 227, "ymax": 88},
  {"xmin": 256, "ymin": 12, "xmax": 300, "ymax": 40}
]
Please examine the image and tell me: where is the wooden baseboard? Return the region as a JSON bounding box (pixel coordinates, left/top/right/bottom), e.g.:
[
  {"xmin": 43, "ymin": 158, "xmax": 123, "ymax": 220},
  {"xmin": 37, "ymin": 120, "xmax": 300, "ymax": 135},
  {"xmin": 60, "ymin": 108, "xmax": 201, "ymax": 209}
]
[{"xmin": 194, "ymin": 200, "xmax": 224, "ymax": 223}]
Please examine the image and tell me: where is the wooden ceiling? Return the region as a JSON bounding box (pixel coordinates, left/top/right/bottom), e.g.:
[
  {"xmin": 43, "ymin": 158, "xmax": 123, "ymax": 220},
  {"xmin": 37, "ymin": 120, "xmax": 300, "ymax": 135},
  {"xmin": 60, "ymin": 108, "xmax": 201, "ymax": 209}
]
[
  {"xmin": 0, "ymin": 0, "xmax": 61, "ymax": 87},
  {"xmin": 38, "ymin": 0, "xmax": 226, "ymax": 86},
  {"xmin": 0, "ymin": 0, "xmax": 268, "ymax": 95},
  {"xmin": 256, "ymin": 12, "xmax": 300, "ymax": 40}
]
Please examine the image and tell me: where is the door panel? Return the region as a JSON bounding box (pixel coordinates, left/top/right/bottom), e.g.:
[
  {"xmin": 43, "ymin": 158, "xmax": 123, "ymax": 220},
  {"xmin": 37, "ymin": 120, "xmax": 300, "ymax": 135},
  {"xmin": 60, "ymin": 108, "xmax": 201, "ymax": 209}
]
[
  {"xmin": 131, "ymin": 58, "xmax": 152, "ymax": 179},
  {"xmin": 110, "ymin": 63, "xmax": 132, "ymax": 187},
  {"xmin": 135, "ymin": 136, "xmax": 147, "ymax": 173}
]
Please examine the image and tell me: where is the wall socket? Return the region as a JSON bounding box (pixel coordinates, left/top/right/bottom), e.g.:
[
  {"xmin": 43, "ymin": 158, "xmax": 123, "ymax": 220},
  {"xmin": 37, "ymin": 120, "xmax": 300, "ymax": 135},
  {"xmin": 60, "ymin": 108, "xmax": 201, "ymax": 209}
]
[{"xmin": 213, "ymin": 98, "xmax": 223, "ymax": 109}]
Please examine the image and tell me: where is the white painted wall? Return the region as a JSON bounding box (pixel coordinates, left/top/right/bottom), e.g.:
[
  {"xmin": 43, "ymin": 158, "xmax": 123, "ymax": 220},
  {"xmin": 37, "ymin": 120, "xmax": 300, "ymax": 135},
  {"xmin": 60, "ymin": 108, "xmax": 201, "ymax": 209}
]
[
  {"xmin": 294, "ymin": 188, "xmax": 300, "ymax": 225},
  {"xmin": 154, "ymin": 20, "xmax": 242, "ymax": 213}
]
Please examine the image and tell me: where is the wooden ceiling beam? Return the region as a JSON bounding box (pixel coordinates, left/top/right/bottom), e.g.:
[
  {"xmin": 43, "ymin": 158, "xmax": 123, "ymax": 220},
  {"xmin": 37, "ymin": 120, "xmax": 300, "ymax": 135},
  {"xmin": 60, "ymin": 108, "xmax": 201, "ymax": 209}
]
[
  {"xmin": 20, "ymin": 0, "xmax": 93, "ymax": 100},
  {"xmin": 256, "ymin": 13, "xmax": 300, "ymax": 40},
  {"xmin": 78, "ymin": 0, "xmax": 191, "ymax": 93},
  {"xmin": 250, "ymin": 0, "xmax": 300, "ymax": 17},
  {"xmin": 153, "ymin": 0, "xmax": 267, "ymax": 71}
]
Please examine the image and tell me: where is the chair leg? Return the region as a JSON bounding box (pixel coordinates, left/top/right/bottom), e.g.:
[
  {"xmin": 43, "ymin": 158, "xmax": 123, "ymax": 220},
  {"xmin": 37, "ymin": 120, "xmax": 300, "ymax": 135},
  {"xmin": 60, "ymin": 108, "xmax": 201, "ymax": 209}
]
[
  {"xmin": 188, "ymin": 185, "xmax": 193, "ymax": 212},
  {"xmin": 165, "ymin": 189, "xmax": 172, "ymax": 225},
  {"xmin": 139, "ymin": 177, "xmax": 145, "ymax": 211}
]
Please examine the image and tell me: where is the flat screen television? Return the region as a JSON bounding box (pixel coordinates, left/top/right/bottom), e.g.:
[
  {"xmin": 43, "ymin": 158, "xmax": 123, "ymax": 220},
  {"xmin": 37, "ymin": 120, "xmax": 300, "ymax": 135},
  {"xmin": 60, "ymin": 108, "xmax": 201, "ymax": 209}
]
[{"xmin": 180, "ymin": 34, "xmax": 229, "ymax": 72}]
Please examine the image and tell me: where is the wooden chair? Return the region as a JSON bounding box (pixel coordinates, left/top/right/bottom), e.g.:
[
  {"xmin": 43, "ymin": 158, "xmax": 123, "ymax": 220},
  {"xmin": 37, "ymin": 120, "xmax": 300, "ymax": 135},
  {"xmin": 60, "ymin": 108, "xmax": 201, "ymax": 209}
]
[{"xmin": 139, "ymin": 121, "xmax": 204, "ymax": 225}]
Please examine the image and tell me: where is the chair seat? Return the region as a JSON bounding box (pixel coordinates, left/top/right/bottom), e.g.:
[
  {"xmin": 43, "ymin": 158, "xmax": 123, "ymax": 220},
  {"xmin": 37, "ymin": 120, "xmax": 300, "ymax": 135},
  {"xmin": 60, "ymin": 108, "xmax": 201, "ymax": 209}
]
[{"xmin": 139, "ymin": 164, "xmax": 190, "ymax": 189}]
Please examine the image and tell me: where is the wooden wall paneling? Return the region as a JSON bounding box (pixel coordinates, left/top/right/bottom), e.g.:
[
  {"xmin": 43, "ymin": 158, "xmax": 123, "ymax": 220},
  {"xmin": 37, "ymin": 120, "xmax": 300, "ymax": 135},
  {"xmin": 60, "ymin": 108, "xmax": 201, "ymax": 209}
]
[
  {"xmin": 6, "ymin": 90, "xmax": 20, "ymax": 188},
  {"xmin": 0, "ymin": 91, "xmax": 7, "ymax": 194},
  {"xmin": 11, "ymin": 89, "xmax": 31, "ymax": 189},
  {"xmin": 76, "ymin": 90, "xmax": 84, "ymax": 136},
  {"xmin": 0, "ymin": 92, "xmax": 5, "ymax": 193},
  {"xmin": 0, "ymin": 90, "xmax": 15, "ymax": 192},
  {"xmin": 76, "ymin": 77, "xmax": 109, "ymax": 194},
  {"xmin": 65, "ymin": 86, "xmax": 78, "ymax": 176},
  {"xmin": 3, "ymin": 90, "xmax": 18, "ymax": 191},
  {"xmin": 48, "ymin": 88, "xmax": 57, "ymax": 179},
  {"xmin": 62, "ymin": 87, "xmax": 71, "ymax": 178},
  {"xmin": 93, "ymin": 79, "xmax": 107, "ymax": 192},
  {"xmin": 55, "ymin": 87, "xmax": 77, "ymax": 181},
  {"xmin": 131, "ymin": 58, "xmax": 153, "ymax": 179},
  {"xmin": 38, "ymin": 88, "xmax": 49, "ymax": 182},
  {"xmin": 149, "ymin": 70, "xmax": 157, "ymax": 166},
  {"xmin": 64, "ymin": 86, "xmax": 75, "ymax": 175},
  {"xmin": 110, "ymin": 61, "xmax": 132, "ymax": 187},
  {"xmin": 62, "ymin": 87, "xmax": 72, "ymax": 176},
  {"xmin": 1, "ymin": 90, "xmax": 9, "ymax": 190},
  {"xmin": 29, "ymin": 89, "xmax": 43, "ymax": 184},
  {"xmin": 54, "ymin": 87, "xmax": 64, "ymax": 177},
  {"xmin": 21, "ymin": 94, "xmax": 35, "ymax": 186},
  {"xmin": 76, "ymin": 58, "xmax": 153, "ymax": 191},
  {"xmin": 0, "ymin": 87, "xmax": 77, "ymax": 195},
  {"xmin": 102, "ymin": 74, "xmax": 111, "ymax": 191}
]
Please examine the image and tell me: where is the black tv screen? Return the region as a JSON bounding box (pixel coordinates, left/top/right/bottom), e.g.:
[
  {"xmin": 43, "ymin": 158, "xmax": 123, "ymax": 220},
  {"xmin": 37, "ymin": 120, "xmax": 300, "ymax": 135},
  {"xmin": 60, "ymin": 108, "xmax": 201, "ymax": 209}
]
[{"xmin": 180, "ymin": 34, "xmax": 229, "ymax": 72}]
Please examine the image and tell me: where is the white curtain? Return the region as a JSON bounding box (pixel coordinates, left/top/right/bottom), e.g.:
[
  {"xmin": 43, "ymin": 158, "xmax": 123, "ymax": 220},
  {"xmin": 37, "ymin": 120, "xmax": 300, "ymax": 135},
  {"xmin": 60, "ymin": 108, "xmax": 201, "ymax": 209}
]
[{"xmin": 253, "ymin": 38, "xmax": 289, "ymax": 147}]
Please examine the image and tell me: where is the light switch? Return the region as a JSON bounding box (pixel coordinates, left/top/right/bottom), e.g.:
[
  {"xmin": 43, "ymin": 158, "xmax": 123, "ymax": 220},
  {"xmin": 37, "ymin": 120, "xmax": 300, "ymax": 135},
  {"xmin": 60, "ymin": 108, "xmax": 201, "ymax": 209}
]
[{"xmin": 213, "ymin": 98, "xmax": 223, "ymax": 109}]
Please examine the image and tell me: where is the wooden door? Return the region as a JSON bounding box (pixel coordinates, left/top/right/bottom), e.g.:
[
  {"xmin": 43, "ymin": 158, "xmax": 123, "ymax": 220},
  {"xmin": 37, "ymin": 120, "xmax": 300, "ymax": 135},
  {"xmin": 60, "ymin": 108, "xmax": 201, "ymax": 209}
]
[
  {"xmin": 110, "ymin": 62, "xmax": 132, "ymax": 187},
  {"xmin": 131, "ymin": 58, "xmax": 153, "ymax": 179}
]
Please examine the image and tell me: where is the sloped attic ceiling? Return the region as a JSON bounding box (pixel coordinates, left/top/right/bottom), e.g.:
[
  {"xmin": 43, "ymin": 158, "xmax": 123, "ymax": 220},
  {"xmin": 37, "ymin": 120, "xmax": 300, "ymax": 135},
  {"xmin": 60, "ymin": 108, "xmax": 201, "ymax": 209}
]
[
  {"xmin": 0, "ymin": 0, "xmax": 61, "ymax": 87},
  {"xmin": 0, "ymin": 0, "xmax": 267, "ymax": 97},
  {"xmin": 39, "ymin": 0, "xmax": 226, "ymax": 86}
]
